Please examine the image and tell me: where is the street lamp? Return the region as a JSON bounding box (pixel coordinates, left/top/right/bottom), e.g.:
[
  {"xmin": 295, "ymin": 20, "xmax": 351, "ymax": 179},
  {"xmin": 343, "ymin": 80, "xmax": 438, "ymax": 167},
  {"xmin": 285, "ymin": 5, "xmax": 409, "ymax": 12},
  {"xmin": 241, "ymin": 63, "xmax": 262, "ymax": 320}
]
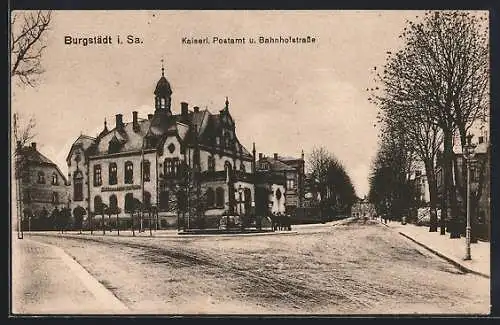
[{"xmin": 463, "ymin": 133, "xmax": 476, "ymax": 261}]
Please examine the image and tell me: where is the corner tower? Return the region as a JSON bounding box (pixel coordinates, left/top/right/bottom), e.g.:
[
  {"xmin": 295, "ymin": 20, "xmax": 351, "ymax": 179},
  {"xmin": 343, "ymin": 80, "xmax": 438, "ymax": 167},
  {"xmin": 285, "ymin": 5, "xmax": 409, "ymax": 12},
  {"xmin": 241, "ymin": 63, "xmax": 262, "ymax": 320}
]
[{"xmin": 154, "ymin": 60, "xmax": 172, "ymax": 115}]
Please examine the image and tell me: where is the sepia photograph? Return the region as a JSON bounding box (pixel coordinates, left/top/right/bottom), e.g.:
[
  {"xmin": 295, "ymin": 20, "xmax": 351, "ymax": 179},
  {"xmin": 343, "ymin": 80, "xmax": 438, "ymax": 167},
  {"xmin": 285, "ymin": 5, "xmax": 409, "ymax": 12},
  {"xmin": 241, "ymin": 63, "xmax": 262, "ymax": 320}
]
[{"xmin": 10, "ymin": 10, "xmax": 491, "ymax": 315}]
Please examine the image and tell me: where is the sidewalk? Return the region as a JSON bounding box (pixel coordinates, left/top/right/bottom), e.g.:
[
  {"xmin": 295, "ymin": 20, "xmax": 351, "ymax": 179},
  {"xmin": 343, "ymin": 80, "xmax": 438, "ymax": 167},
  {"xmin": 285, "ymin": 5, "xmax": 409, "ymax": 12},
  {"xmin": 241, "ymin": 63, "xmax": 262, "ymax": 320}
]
[
  {"xmin": 383, "ymin": 221, "xmax": 490, "ymax": 278},
  {"xmin": 11, "ymin": 237, "xmax": 129, "ymax": 315}
]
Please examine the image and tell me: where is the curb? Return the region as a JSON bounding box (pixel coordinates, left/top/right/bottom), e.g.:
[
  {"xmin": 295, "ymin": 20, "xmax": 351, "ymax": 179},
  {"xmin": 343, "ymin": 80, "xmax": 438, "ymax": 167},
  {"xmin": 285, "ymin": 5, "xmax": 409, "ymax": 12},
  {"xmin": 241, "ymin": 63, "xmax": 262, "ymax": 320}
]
[
  {"xmin": 397, "ymin": 232, "xmax": 490, "ymax": 279},
  {"xmin": 24, "ymin": 238, "xmax": 130, "ymax": 313}
]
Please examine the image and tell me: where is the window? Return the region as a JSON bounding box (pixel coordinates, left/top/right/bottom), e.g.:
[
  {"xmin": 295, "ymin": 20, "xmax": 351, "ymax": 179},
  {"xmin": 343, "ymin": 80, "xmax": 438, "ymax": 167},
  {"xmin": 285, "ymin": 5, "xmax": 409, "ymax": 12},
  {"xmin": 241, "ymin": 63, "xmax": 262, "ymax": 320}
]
[
  {"xmin": 73, "ymin": 171, "xmax": 83, "ymax": 201},
  {"xmin": 240, "ymin": 162, "xmax": 246, "ymax": 173},
  {"xmin": 109, "ymin": 195, "xmax": 118, "ymax": 210},
  {"xmin": 109, "ymin": 162, "xmax": 117, "ymax": 185},
  {"xmin": 37, "ymin": 171, "xmax": 45, "ymax": 184},
  {"xmin": 164, "ymin": 158, "xmax": 180, "ymax": 176},
  {"xmin": 478, "ymin": 136, "xmax": 484, "ymax": 144},
  {"xmin": 94, "ymin": 195, "xmax": 103, "ymax": 214},
  {"xmin": 160, "ymin": 97, "xmax": 166, "ymax": 109},
  {"xmin": 206, "ymin": 188, "xmax": 215, "ymax": 207},
  {"xmin": 415, "ymin": 170, "xmax": 422, "ymax": 177},
  {"xmin": 159, "ymin": 184, "xmax": 169, "ymax": 210},
  {"xmin": 276, "ymin": 188, "xmax": 282, "ymax": 201},
  {"xmin": 93, "ymin": 165, "xmax": 102, "ymax": 186},
  {"xmin": 124, "ymin": 193, "xmax": 135, "ymax": 213},
  {"xmin": 287, "ymin": 179, "xmax": 295, "ymax": 190},
  {"xmin": 52, "ymin": 173, "xmax": 59, "ymax": 185},
  {"xmin": 224, "ymin": 162, "xmax": 232, "ymax": 182},
  {"xmin": 52, "ymin": 192, "xmax": 59, "ymax": 204},
  {"xmin": 144, "ymin": 191, "xmax": 152, "ymax": 208},
  {"xmin": 215, "ymin": 187, "xmax": 225, "ymax": 208},
  {"xmin": 208, "ymin": 156, "xmax": 215, "ymax": 172},
  {"xmin": 124, "ymin": 161, "xmax": 134, "ymax": 184},
  {"xmin": 143, "ymin": 160, "xmax": 150, "ymax": 182}
]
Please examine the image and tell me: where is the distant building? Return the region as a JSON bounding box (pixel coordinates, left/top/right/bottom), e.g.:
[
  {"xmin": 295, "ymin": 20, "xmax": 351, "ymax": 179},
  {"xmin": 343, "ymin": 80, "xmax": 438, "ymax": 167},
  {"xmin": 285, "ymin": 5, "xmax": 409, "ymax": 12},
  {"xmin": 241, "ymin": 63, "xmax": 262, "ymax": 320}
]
[
  {"xmin": 351, "ymin": 196, "xmax": 375, "ymax": 218},
  {"xmin": 66, "ymin": 66, "xmax": 255, "ymax": 228},
  {"xmin": 408, "ymin": 160, "xmax": 430, "ymax": 205},
  {"xmin": 15, "ymin": 142, "xmax": 69, "ymax": 223},
  {"xmin": 254, "ymin": 152, "xmax": 305, "ymax": 216}
]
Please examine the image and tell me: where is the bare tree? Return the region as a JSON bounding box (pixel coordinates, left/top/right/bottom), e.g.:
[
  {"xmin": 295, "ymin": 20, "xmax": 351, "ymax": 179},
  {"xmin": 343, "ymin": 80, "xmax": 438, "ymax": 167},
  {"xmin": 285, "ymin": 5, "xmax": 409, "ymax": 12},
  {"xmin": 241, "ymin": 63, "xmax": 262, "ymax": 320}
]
[
  {"xmin": 369, "ymin": 11, "xmax": 489, "ymax": 236},
  {"xmin": 13, "ymin": 112, "xmax": 36, "ymax": 153},
  {"xmin": 10, "ymin": 10, "xmax": 52, "ymax": 87}
]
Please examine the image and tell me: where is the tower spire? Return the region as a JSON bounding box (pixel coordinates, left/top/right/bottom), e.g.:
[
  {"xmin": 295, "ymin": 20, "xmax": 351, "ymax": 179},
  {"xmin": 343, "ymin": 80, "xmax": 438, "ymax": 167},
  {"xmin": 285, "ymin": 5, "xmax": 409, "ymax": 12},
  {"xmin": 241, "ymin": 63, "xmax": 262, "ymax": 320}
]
[{"xmin": 225, "ymin": 96, "xmax": 229, "ymax": 109}]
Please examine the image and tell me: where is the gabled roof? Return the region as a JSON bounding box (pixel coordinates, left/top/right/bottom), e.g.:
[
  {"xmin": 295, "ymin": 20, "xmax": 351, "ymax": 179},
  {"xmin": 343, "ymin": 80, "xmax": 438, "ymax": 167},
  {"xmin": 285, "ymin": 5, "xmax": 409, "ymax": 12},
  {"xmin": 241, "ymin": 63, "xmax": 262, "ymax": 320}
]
[
  {"xmin": 19, "ymin": 145, "xmax": 68, "ymax": 184},
  {"xmin": 65, "ymin": 134, "xmax": 96, "ymax": 163}
]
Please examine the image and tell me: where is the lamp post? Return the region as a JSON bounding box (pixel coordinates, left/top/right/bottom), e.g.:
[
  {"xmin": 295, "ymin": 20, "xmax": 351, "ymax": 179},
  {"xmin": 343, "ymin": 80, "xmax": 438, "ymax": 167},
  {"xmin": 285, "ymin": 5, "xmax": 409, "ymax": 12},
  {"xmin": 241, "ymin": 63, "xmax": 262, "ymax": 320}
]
[{"xmin": 463, "ymin": 134, "xmax": 476, "ymax": 261}]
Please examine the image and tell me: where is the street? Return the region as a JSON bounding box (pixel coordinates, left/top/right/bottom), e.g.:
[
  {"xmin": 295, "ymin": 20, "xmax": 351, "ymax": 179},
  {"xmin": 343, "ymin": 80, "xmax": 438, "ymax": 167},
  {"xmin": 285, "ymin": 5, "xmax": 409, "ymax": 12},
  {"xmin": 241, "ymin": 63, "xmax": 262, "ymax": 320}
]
[{"xmin": 12, "ymin": 219, "xmax": 490, "ymax": 314}]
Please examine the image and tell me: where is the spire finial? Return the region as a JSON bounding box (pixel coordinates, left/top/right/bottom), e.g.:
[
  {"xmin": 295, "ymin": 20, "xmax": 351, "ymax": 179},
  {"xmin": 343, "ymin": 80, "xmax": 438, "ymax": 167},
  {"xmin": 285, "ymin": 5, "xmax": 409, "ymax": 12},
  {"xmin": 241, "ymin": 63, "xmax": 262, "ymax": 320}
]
[
  {"xmin": 225, "ymin": 96, "xmax": 229, "ymax": 109},
  {"xmin": 104, "ymin": 118, "xmax": 107, "ymax": 128},
  {"xmin": 161, "ymin": 58, "xmax": 164, "ymax": 77}
]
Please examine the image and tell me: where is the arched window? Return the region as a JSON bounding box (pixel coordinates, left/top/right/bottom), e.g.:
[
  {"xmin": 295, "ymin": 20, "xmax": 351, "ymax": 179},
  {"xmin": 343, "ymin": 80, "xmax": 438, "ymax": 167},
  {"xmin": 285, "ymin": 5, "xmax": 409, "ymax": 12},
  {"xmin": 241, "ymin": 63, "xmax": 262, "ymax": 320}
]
[
  {"xmin": 94, "ymin": 195, "xmax": 103, "ymax": 214},
  {"xmin": 52, "ymin": 173, "xmax": 58, "ymax": 185},
  {"xmin": 124, "ymin": 193, "xmax": 135, "ymax": 213},
  {"xmin": 109, "ymin": 162, "xmax": 117, "ymax": 185},
  {"xmin": 109, "ymin": 194, "xmax": 118, "ymax": 210},
  {"xmin": 206, "ymin": 188, "xmax": 215, "ymax": 207},
  {"xmin": 73, "ymin": 171, "xmax": 83, "ymax": 201},
  {"xmin": 142, "ymin": 160, "xmax": 150, "ymax": 182},
  {"xmin": 160, "ymin": 97, "xmax": 166, "ymax": 109},
  {"xmin": 37, "ymin": 171, "xmax": 45, "ymax": 184},
  {"xmin": 124, "ymin": 161, "xmax": 134, "ymax": 184},
  {"xmin": 276, "ymin": 188, "xmax": 282, "ymax": 201},
  {"xmin": 208, "ymin": 156, "xmax": 215, "ymax": 172},
  {"xmin": 215, "ymin": 187, "xmax": 225, "ymax": 208},
  {"xmin": 144, "ymin": 191, "xmax": 152, "ymax": 208},
  {"xmin": 93, "ymin": 164, "xmax": 102, "ymax": 186},
  {"xmin": 224, "ymin": 161, "xmax": 232, "ymax": 183}
]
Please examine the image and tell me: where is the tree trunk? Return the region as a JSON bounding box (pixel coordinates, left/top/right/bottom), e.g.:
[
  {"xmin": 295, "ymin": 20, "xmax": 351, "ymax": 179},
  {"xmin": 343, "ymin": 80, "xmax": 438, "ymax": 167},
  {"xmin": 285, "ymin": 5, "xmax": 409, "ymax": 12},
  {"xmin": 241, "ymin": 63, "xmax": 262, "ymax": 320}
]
[
  {"xmin": 441, "ymin": 129, "xmax": 453, "ymax": 235},
  {"xmin": 424, "ymin": 161, "xmax": 439, "ymax": 232}
]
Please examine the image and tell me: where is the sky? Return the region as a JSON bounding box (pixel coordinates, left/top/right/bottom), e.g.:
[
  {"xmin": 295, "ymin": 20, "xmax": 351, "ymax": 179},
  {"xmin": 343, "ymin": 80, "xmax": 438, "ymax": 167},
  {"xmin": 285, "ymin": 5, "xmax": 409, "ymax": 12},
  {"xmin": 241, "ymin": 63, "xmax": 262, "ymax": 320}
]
[{"xmin": 11, "ymin": 10, "xmax": 424, "ymax": 197}]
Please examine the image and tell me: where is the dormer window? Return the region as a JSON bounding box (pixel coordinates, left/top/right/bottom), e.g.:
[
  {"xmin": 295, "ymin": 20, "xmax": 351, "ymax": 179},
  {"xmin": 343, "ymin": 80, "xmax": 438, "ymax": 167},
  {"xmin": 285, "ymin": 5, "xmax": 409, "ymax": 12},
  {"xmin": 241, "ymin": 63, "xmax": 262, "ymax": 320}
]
[{"xmin": 52, "ymin": 173, "xmax": 58, "ymax": 185}]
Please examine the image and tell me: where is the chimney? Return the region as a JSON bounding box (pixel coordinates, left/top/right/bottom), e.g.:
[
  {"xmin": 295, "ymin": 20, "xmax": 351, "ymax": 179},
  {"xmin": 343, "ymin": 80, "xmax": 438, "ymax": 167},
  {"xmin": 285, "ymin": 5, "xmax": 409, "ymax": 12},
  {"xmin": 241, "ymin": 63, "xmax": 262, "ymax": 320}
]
[
  {"xmin": 115, "ymin": 114, "xmax": 123, "ymax": 130},
  {"xmin": 31, "ymin": 142, "xmax": 37, "ymax": 150},
  {"xmin": 193, "ymin": 106, "xmax": 199, "ymax": 113},
  {"xmin": 148, "ymin": 114, "xmax": 154, "ymax": 120},
  {"xmin": 181, "ymin": 102, "xmax": 188, "ymax": 116},
  {"xmin": 259, "ymin": 153, "xmax": 263, "ymax": 160},
  {"xmin": 132, "ymin": 111, "xmax": 139, "ymax": 131},
  {"xmin": 274, "ymin": 153, "xmax": 278, "ymax": 160}
]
